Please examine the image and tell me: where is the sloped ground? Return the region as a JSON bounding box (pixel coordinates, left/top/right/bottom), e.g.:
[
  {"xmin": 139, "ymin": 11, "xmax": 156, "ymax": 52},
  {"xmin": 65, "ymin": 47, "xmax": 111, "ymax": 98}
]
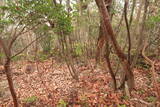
[{"xmin": 0, "ymin": 59, "xmax": 160, "ymax": 106}]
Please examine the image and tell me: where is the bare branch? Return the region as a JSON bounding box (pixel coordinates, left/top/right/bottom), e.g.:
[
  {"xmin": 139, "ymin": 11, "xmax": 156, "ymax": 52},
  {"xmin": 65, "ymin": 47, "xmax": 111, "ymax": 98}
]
[
  {"xmin": 9, "ymin": 25, "xmax": 26, "ymax": 50},
  {"xmin": 8, "ymin": 23, "xmax": 40, "ymax": 50},
  {"xmin": 11, "ymin": 35, "xmax": 45, "ymax": 59}
]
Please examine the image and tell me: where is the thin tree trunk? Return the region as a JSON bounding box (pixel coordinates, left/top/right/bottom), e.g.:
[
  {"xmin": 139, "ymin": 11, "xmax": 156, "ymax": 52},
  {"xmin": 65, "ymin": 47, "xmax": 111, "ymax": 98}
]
[
  {"xmin": 104, "ymin": 42, "xmax": 117, "ymax": 90},
  {"xmin": 100, "ymin": 18, "xmax": 117, "ymax": 90},
  {"xmin": 135, "ymin": 0, "xmax": 144, "ymax": 33},
  {"xmin": 0, "ymin": 38, "xmax": 18, "ymax": 107},
  {"xmin": 131, "ymin": 0, "xmax": 149, "ymax": 68},
  {"xmin": 5, "ymin": 58, "xmax": 18, "ymax": 107},
  {"xmin": 142, "ymin": 40, "xmax": 160, "ymax": 102},
  {"xmin": 129, "ymin": 0, "xmax": 136, "ymax": 27},
  {"xmin": 124, "ymin": 0, "xmax": 131, "ymax": 64}
]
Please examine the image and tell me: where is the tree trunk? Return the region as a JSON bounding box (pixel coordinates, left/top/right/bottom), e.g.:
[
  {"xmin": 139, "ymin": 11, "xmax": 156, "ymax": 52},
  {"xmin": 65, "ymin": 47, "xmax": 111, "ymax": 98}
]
[
  {"xmin": 104, "ymin": 41, "xmax": 117, "ymax": 90},
  {"xmin": 131, "ymin": 0, "xmax": 149, "ymax": 68},
  {"xmin": 0, "ymin": 38, "xmax": 18, "ymax": 107},
  {"xmin": 95, "ymin": 0, "xmax": 135, "ymax": 91},
  {"xmin": 129, "ymin": 0, "xmax": 137, "ymax": 27},
  {"xmin": 124, "ymin": 0, "xmax": 131, "ymax": 64},
  {"xmin": 5, "ymin": 58, "xmax": 18, "ymax": 107}
]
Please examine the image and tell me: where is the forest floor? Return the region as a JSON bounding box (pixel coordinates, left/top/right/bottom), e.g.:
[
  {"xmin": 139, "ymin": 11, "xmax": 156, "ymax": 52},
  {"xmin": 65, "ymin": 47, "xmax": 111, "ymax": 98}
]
[{"xmin": 0, "ymin": 58, "xmax": 160, "ymax": 107}]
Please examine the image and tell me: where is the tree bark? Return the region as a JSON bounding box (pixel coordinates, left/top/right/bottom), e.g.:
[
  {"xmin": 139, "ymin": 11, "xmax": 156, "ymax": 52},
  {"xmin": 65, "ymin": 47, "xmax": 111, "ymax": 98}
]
[
  {"xmin": 142, "ymin": 40, "xmax": 160, "ymax": 102},
  {"xmin": 131, "ymin": 0, "xmax": 149, "ymax": 68},
  {"xmin": 95, "ymin": 0, "xmax": 135, "ymax": 90},
  {"xmin": 129, "ymin": 0, "xmax": 136, "ymax": 27},
  {"xmin": 96, "ymin": 0, "xmax": 117, "ymax": 90},
  {"xmin": 124, "ymin": 0, "xmax": 131, "ymax": 64},
  {"xmin": 0, "ymin": 38, "xmax": 18, "ymax": 107},
  {"xmin": 5, "ymin": 58, "xmax": 18, "ymax": 107}
]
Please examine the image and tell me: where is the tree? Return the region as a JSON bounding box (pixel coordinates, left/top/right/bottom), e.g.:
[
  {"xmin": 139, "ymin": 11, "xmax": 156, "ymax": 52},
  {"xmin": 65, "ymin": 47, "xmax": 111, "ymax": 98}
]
[
  {"xmin": 0, "ymin": 0, "xmax": 72, "ymax": 106},
  {"xmin": 95, "ymin": 0, "xmax": 135, "ymax": 91}
]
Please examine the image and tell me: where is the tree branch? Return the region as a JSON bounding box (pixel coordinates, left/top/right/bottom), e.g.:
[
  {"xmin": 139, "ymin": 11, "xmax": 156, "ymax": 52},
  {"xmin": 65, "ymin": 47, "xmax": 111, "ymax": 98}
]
[{"xmin": 11, "ymin": 35, "xmax": 45, "ymax": 59}]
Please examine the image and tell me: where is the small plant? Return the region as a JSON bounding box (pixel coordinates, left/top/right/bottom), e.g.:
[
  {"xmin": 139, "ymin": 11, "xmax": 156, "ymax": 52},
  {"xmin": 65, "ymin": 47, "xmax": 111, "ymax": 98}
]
[
  {"xmin": 118, "ymin": 104, "xmax": 126, "ymax": 107},
  {"xmin": 121, "ymin": 95, "xmax": 129, "ymax": 100},
  {"xmin": 38, "ymin": 53, "xmax": 49, "ymax": 61},
  {"xmin": 146, "ymin": 96, "xmax": 156, "ymax": 102},
  {"xmin": 0, "ymin": 52, "xmax": 5, "ymax": 58},
  {"xmin": 138, "ymin": 89, "xmax": 145, "ymax": 94},
  {"xmin": 23, "ymin": 96, "xmax": 38, "ymax": 104},
  {"xmin": 57, "ymin": 99, "xmax": 68, "ymax": 107},
  {"xmin": 12, "ymin": 54, "xmax": 25, "ymax": 61},
  {"xmin": 74, "ymin": 43, "xmax": 83, "ymax": 56}
]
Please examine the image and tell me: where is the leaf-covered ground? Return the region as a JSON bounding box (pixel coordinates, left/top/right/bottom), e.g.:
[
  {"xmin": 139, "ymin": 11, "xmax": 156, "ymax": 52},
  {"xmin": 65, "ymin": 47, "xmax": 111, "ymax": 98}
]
[{"xmin": 0, "ymin": 59, "xmax": 160, "ymax": 107}]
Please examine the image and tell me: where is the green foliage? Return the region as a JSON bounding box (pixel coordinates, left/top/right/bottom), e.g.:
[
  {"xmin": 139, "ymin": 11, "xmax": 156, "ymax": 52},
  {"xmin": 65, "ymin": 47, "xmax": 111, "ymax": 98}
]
[
  {"xmin": 0, "ymin": 0, "xmax": 72, "ymax": 34},
  {"xmin": 57, "ymin": 99, "xmax": 68, "ymax": 107},
  {"xmin": 38, "ymin": 53, "xmax": 49, "ymax": 61},
  {"xmin": 12, "ymin": 54, "xmax": 26, "ymax": 61},
  {"xmin": 146, "ymin": 96, "xmax": 156, "ymax": 102},
  {"xmin": 39, "ymin": 33, "xmax": 53, "ymax": 53},
  {"xmin": 23, "ymin": 96, "xmax": 38, "ymax": 103},
  {"xmin": 118, "ymin": 104, "xmax": 126, "ymax": 107},
  {"xmin": 74, "ymin": 43, "xmax": 83, "ymax": 56},
  {"xmin": 54, "ymin": 8, "xmax": 73, "ymax": 35},
  {"xmin": 0, "ymin": 52, "xmax": 5, "ymax": 59},
  {"xmin": 138, "ymin": 89, "xmax": 145, "ymax": 94},
  {"xmin": 146, "ymin": 10, "xmax": 160, "ymax": 28},
  {"xmin": 121, "ymin": 95, "xmax": 129, "ymax": 100}
]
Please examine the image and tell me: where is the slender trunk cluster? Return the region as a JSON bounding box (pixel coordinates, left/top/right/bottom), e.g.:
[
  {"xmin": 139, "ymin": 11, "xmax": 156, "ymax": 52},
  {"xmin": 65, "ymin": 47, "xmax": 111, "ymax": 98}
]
[{"xmin": 95, "ymin": 0, "xmax": 135, "ymax": 91}]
